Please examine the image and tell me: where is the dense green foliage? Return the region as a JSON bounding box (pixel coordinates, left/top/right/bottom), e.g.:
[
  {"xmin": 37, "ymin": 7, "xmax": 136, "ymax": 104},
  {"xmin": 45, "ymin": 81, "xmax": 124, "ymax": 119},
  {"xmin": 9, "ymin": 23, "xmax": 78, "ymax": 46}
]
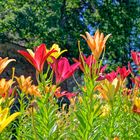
[{"xmin": 0, "ymin": 0, "xmax": 140, "ymax": 68}]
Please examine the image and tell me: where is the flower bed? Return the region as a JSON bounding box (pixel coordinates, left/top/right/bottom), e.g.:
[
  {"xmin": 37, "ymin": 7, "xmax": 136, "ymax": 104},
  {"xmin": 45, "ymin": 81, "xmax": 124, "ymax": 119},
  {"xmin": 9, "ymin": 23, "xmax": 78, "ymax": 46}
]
[{"xmin": 0, "ymin": 30, "xmax": 140, "ymax": 140}]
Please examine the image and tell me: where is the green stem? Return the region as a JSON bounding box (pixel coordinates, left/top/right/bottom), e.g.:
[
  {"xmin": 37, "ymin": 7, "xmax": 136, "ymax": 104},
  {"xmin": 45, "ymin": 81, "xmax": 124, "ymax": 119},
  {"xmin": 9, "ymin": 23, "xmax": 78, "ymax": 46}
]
[
  {"xmin": 36, "ymin": 71, "xmax": 40, "ymax": 84},
  {"xmin": 31, "ymin": 107, "xmax": 38, "ymax": 140}
]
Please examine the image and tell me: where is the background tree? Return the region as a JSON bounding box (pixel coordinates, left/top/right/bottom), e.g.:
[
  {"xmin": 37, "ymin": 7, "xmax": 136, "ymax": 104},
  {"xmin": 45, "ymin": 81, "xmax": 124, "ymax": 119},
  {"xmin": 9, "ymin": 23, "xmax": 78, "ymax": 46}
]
[{"xmin": 0, "ymin": 0, "xmax": 140, "ymax": 70}]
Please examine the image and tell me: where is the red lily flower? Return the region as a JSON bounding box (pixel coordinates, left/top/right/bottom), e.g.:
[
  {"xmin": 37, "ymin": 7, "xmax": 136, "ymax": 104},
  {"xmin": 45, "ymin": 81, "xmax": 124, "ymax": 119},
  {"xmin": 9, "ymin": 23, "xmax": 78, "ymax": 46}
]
[
  {"xmin": 18, "ymin": 44, "xmax": 56, "ymax": 73},
  {"xmin": 73, "ymin": 54, "xmax": 107, "ymax": 81},
  {"xmin": 51, "ymin": 57, "xmax": 80, "ymax": 84},
  {"xmin": 131, "ymin": 51, "xmax": 140, "ymax": 66},
  {"xmin": 53, "ymin": 87, "xmax": 76, "ymax": 99},
  {"xmin": 133, "ymin": 105, "xmax": 140, "ymax": 114},
  {"xmin": 131, "ymin": 76, "xmax": 140, "ymax": 88},
  {"xmin": 61, "ymin": 91, "xmax": 76, "ymax": 100},
  {"xmin": 73, "ymin": 54, "xmax": 95, "ymax": 72},
  {"xmin": 128, "ymin": 62, "xmax": 133, "ymax": 73},
  {"xmin": 83, "ymin": 54, "xmax": 96, "ymax": 69},
  {"xmin": 117, "ymin": 66, "xmax": 131, "ymax": 81},
  {"xmin": 105, "ymin": 71, "xmax": 117, "ymax": 82}
]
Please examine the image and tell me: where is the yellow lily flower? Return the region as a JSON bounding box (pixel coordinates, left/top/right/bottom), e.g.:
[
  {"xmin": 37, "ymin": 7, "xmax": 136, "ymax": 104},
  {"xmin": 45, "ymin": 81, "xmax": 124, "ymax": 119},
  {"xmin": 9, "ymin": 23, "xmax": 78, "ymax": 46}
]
[
  {"xmin": 133, "ymin": 96, "xmax": 140, "ymax": 114},
  {"xmin": 0, "ymin": 107, "xmax": 20, "ymax": 133},
  {"xmin": 0, "ymin": 97, "xmax": 15, "ymax": 108},
  {"xmin": 46, "ymin": 44, "xmax": 67, "ymax": 62},
  {"xmin": 15, "ymin": 75, "xmax": 32, "ymax": 93},
  {"xmin": 134, "ymin": 97, "xmax": 140, "ymax": 109},
  {"xmin": 0, "ymin": 79, "xmax": 13, "ymax": 97},
  {"xmin": 81, "ymin": 30, "xmax": 111, "ymax": 60},
  {"xmin": 0, "ymin": 57, "xmax": 16, "ymax": 75}
]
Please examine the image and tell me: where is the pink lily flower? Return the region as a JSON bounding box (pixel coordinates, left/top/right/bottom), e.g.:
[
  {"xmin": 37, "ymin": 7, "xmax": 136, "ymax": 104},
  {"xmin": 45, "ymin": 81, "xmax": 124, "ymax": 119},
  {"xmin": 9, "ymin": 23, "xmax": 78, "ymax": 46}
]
[
  {"xmin": 18, "ymin": 44, "xmax": 56, "ymax": 73},
  {"xmin": 51, "ymin": 57, "xmax": 80, "ymax": 84},
  {"xmin": 96, "ymin": 65, "xmax": 107, "ymax": 81}
]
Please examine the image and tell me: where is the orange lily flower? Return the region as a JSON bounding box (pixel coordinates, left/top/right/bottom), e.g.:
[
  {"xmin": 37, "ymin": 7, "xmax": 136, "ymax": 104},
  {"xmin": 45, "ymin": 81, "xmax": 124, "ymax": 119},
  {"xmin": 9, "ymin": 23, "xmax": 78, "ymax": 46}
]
[
  {"xmin": 18, "ymin": 44, "xmax": 56, "ymax": 73},
  {"xmin": 27, "ymin": 85, "xmax": 42, "ymax": 97},
  {"xmin": 15, "ymin": 75, "xmax": 32, "ymax": 93},
  {"xmin": 0, "ymin": 57, "xmax": 16, "ymax": 75},
  {"xmin": 15, "ymin": 75, "xmax": 41, "ymax": 97},
  {"xmin": 94, "ymin": 78, "xmax": 120, "ymax": 101},
  {"xmin": 113, "ymin": 137, "xmax": 119, "ymax": 140},
  {"xmin": 0, "ymin": 79, "xmax": 13, "ymax": 97},
  {"xmin": 80, "ymin": 30, "xmax": 111, "ymax": 60}
]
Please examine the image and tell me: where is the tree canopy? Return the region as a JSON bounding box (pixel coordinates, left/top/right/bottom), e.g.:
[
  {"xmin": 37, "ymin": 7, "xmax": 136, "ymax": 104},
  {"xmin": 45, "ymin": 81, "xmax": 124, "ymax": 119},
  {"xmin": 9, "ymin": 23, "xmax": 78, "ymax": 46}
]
[{"xmin": 0, "ymin": 0, "xmax": 140, "ymax": 69}]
